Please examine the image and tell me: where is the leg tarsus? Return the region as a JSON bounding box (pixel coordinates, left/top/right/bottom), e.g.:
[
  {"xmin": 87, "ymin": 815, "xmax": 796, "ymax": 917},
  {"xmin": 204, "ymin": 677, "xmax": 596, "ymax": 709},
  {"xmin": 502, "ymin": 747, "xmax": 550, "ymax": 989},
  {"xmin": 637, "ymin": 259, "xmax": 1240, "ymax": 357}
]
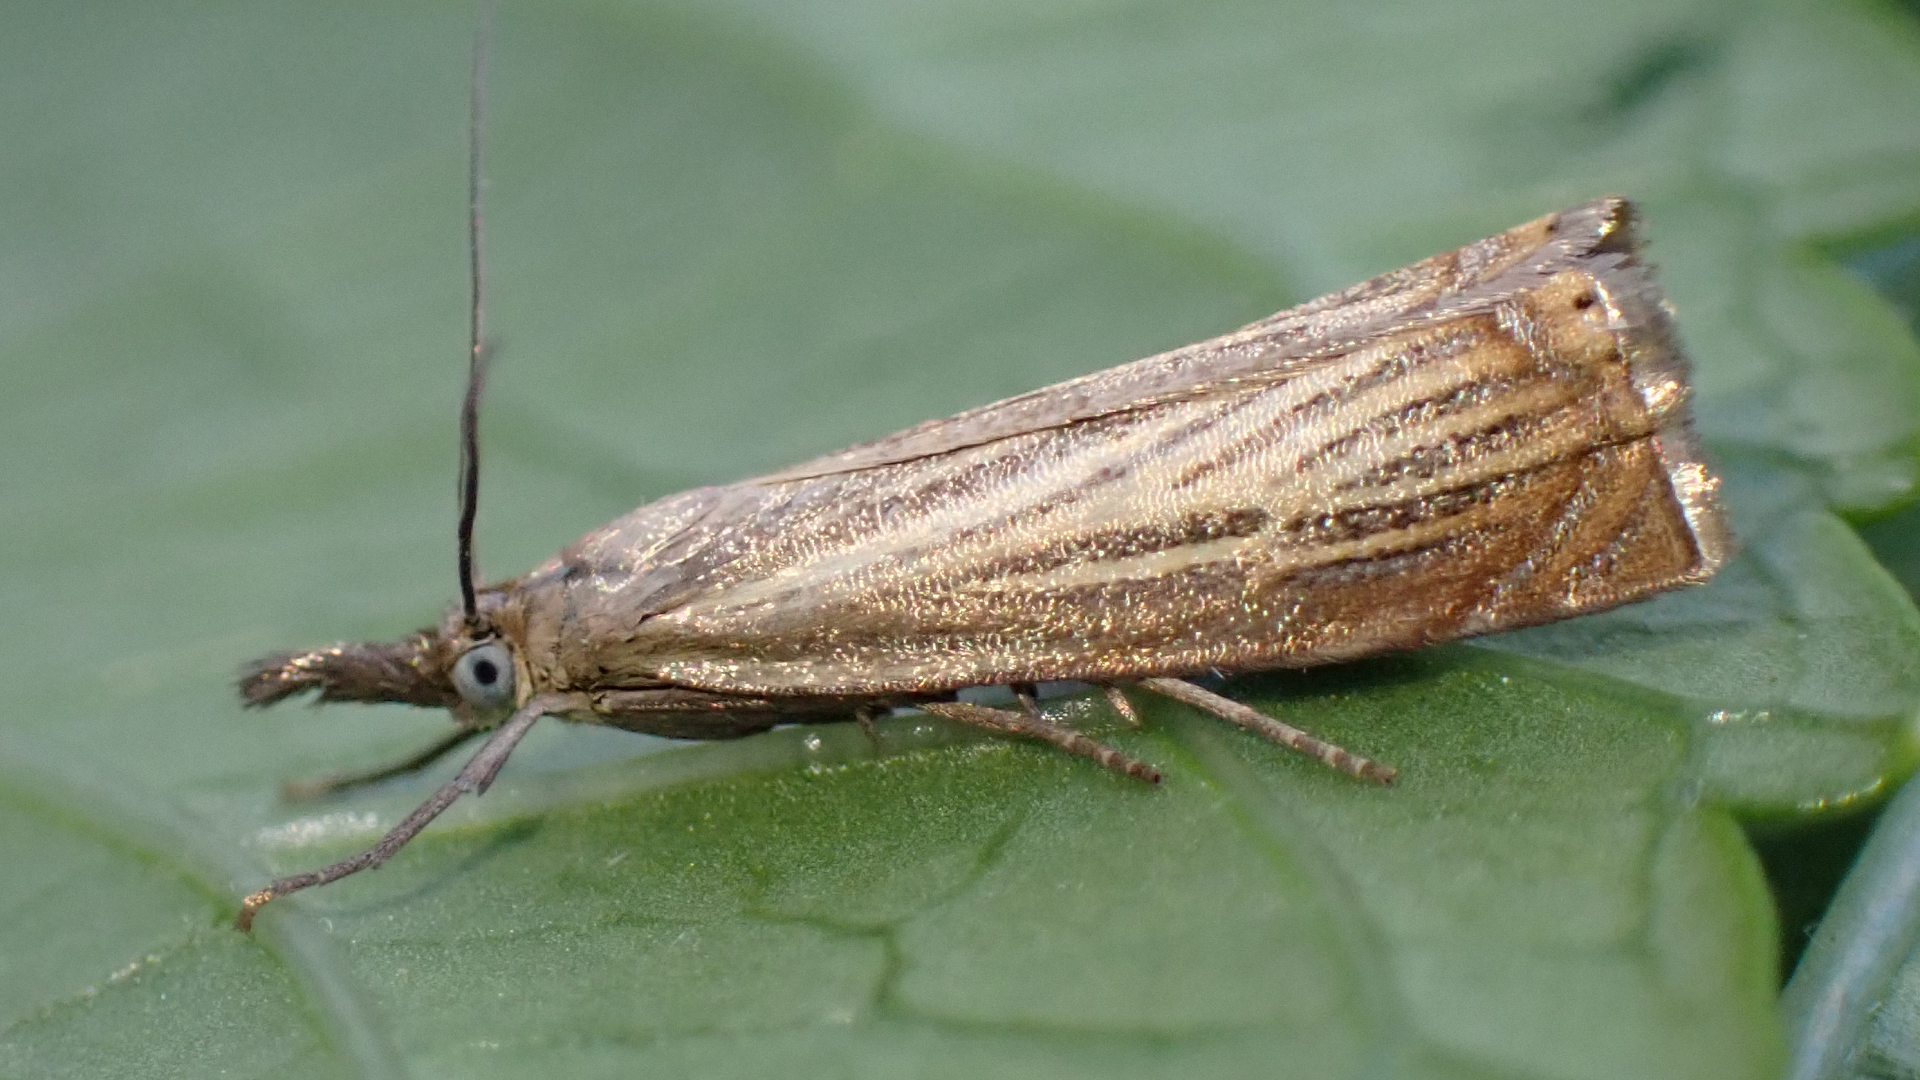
[
  {"xmin": 1138, "ymin": 677, "xmax": 1394, "ymax": 785},
  {"xmin": 921, "ymin": 700, "xmax": 1161, "ymax": 784},
  {"xmin": 281, "ymin": 727, "xmax": 484, "ymax": 802},
  {"xmin": 853, "ymin": 706, "xmax": 883, "ymax": 749},
  {"xmin": 1011, "ymin": 682, "xmax": 1043, "ymax": 721},
  {"xmin": 1100, "ymin": 684, "xmax": 1143, "ymax": 728},
  {"xmin": 236, "ymin": 694, "xmax": 571, "ymax": 932}
]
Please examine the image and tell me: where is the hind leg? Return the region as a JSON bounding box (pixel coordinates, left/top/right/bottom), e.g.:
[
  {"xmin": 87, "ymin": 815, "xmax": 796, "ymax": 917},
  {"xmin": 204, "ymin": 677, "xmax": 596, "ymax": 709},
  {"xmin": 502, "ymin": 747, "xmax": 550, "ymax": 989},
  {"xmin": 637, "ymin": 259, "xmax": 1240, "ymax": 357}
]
[
  {"xmin": 920, "ymin": 700, "xmax": 1161, "ymax": 784},
  {"xmin": 1137, "ymin": 677, "xmax": 1394, "ymax": 785},
  {"xmin": 280, "ymin": 727, "xmax": 484, "ymax": 801}
]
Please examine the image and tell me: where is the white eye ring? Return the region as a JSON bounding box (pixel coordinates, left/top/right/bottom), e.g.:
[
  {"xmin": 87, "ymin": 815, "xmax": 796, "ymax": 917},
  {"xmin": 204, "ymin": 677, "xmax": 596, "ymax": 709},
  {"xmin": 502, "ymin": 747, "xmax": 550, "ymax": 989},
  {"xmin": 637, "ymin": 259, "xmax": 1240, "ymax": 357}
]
[{"xmin": 451, "ymin": 640, "xmax": 516, "ymax": 711}]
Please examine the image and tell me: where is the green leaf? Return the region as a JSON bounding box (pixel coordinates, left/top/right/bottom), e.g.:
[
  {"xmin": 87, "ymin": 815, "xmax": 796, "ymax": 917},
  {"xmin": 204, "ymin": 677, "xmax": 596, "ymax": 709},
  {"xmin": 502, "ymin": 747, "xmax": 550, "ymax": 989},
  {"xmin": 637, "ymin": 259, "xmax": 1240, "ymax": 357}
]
[
  {"xmin": 1769, "ymin": 193, "xmax": 1920, "ymax": 1080},
  {"xmin": 1855, "ymin": 229, "xmax": 1920, "ymax": 607},
  {"xmin": 1780, "ymin": 773, "xmax": 1920, "ymax": 1080},
  {"xmin": 2, "ymin": 2, "xmax": 1919, "ymax": 1078}
]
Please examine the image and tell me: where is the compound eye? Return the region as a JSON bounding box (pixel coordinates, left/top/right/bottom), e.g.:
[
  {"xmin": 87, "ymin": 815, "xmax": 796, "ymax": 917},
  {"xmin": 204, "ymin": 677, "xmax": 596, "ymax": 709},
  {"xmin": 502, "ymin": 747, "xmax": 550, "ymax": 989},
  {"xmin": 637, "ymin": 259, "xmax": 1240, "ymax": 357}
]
[{"xmin": 451, "ymin": 640, "xmax": 516, "ymax": 712}]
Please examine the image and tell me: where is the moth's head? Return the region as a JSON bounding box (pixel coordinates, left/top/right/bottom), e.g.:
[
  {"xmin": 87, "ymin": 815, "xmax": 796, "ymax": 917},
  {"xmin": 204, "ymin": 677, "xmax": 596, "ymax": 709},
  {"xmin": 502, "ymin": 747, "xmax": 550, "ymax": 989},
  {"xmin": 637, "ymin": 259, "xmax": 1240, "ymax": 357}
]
[
  {"xmin": 237, "ymin": 599, "xmax": 524, "ymax": 724},
  {"xmin": 239, "ymin": 326, "xmax": 523, "ymax": 723}
]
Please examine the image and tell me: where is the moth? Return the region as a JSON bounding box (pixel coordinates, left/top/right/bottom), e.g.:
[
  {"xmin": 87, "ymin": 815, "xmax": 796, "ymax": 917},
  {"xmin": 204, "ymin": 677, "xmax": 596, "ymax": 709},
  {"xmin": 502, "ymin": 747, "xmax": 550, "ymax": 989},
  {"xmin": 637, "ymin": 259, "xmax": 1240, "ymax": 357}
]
[{"xmin": 234, "ymin": 194, "xmax": 1729, "ymax": 930}]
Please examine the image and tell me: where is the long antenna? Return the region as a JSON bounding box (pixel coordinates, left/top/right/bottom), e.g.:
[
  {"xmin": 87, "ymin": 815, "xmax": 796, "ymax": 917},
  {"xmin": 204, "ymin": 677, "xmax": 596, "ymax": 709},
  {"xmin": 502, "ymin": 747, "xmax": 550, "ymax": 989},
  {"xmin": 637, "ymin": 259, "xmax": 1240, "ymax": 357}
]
[{"xmin": 457, "ymin": 3, "xmax": 495, "ymax": 631}]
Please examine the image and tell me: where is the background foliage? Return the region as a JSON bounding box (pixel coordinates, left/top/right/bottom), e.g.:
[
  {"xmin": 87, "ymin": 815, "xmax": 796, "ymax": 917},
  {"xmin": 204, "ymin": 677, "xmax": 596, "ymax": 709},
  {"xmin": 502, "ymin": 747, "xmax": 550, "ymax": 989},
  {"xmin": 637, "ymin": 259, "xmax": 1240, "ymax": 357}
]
[{"xmin": 3, "ymin": 1, "xmax": 1920, "ymax": 1077}]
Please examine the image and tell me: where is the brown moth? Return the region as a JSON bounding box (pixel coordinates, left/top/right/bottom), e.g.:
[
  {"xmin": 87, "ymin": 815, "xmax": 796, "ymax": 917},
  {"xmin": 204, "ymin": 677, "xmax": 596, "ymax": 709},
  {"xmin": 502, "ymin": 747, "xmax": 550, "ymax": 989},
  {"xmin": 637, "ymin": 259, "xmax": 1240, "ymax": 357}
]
[{"xmin": 234, "ymin": 194, "xmax": 1729, "ymax": 930}]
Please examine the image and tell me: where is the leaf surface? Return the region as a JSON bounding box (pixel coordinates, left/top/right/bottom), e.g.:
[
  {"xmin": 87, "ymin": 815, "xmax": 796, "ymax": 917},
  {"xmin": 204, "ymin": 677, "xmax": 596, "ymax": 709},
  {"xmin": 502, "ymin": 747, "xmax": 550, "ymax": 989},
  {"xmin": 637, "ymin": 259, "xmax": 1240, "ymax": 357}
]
[{"xmin": 2, "ymin": 2, "xmax": 1919, "ymax": 1077}]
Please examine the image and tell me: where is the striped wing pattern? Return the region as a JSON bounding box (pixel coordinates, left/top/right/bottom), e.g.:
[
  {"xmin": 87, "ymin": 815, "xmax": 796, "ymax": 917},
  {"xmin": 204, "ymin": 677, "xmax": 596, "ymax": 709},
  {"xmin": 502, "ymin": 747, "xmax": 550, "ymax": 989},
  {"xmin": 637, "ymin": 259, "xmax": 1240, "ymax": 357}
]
[{"xmin": 509, "ymin": 199, "xmax": 1726, "ymax": 697}]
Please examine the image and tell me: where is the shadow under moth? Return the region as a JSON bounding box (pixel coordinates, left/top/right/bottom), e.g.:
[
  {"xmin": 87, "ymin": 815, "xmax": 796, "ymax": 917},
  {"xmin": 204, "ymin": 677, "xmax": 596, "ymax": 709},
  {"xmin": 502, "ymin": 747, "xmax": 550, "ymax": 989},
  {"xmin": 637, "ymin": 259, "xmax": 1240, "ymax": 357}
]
[{"xmin": 234, "ymin": 194, "xmax": 1728, "ymax": 930}]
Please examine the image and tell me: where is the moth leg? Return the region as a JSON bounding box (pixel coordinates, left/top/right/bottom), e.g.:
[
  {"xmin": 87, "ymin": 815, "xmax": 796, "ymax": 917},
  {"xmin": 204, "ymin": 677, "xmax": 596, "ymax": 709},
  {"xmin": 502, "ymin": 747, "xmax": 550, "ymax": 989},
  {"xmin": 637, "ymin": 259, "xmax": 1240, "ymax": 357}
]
[
  {"xmin": 1100, "ymin": 685, "xmax": 1143, "ymax": 728},
  {"xmin": 1139, "ymin": 678, "xmax": 1395, "ymax": 785},
  {"xmin": 1023, "ymin": 682, "xmax": 1145, "ymax": 731},
  {"xmin": 1010, "ymin": 682, "xmax": 1042, "ymax": 719},
  {"xmin": 920, "ymin": 700, "xmax": 1161, "ymax": 784},
  {"xmin": 281, "ymin": 727, "xmax": 484, "ymax": 802},
  {"xmin": 236, "ymin": 695, "xmax": 562, "ymax": 931},
  {"xmin": 853, "ymin": 705, "xmax": 883, "ymax": 748}
]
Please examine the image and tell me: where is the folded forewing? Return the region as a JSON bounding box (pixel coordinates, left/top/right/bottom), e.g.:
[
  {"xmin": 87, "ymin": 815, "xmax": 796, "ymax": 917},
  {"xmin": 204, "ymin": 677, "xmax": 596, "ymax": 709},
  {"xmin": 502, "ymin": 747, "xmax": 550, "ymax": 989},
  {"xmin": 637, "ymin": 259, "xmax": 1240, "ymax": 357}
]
[{"xmin": 525, "ymin": 200, "xmax": 1727, "ymax": 697}]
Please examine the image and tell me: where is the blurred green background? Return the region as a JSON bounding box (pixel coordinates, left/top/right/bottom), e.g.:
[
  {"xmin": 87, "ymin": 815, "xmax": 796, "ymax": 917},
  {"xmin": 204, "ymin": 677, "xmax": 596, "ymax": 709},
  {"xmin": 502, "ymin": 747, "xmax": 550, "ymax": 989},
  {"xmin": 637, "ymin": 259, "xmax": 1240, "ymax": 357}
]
[{"xmin": 4, "ymin": 1, "xmax": 1920, "ymax": 1078}]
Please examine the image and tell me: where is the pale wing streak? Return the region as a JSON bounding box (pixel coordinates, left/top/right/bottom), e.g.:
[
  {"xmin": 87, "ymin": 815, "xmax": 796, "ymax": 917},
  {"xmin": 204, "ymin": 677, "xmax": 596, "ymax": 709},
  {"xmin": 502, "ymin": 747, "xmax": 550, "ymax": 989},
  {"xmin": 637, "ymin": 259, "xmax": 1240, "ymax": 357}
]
[
  {"xmin": 885, "ymin": 379, "xmax": 1645, "ymax": 609},
  {"xmin": 645, "ymin": 415, "xmax": 1188, "ymax": 622},
  {"xmin": 689, "ymin": 401, "xmax": 1238, "ymax": 617},
  {"xmin": 1116, "ymin": 322, "xmax": 1537, "ymax": 518},
  {"xmin": 682, "ymin": 327, "xmax": 1574, "ymax": 620},
  {"xmin": 1149, "ymin": 331, "xmax": 1491, "ymax": 492},
  {"xmin": 733, "ymin": 315, "xmax": 1465, "ymax": 578},
  {"xmin": 835, "ymin": 328, "xmax": 1485, "ymax": 572},
  {"xmin": 950, "ymin": 397, "xmax": 1624, "ymax": 594},
  {"xmin": 968, "ymin": 479, "xmax": 1534, "ymax": 594},
  {"xmin": 958, "ymin": 534, "xmax": 1251, "ymax": 593},
  {"xmin": 979, "ymin": 338, "xmax": 1543, "ymax": 545},
  {"xmin": 1252, "ymin": 341, "xmax": 1527, "ymax": 491},
  {"xmin": 1306, "ymin": 382, "xmax": 1586, "ymax": 504},
  {"xmin": 732, "ymin": 355, "xmax": 1362, "ymax": 607}
]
